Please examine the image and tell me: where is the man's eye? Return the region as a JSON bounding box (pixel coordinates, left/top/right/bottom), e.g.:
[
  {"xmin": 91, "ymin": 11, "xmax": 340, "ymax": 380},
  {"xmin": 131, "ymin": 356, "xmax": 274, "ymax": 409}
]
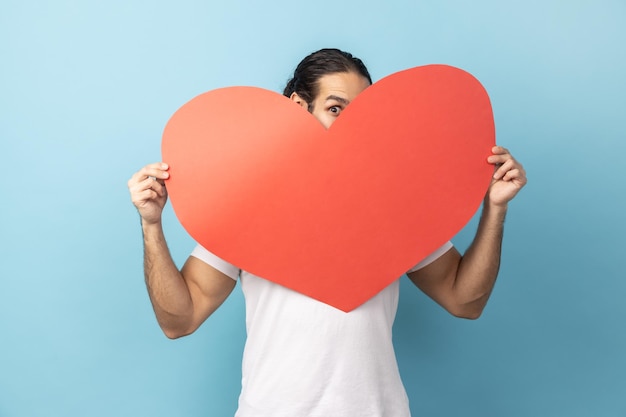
[{"xmin": 329, "ymin": 106, "xmax": 342, "ymax": 115}]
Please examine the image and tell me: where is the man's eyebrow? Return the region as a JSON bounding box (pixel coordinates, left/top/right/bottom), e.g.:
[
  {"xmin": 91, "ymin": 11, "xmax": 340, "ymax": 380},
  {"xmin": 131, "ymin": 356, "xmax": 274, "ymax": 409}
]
[{"xmin": 325, "ymin": 95, "xmax": 350, "ymax": 105}]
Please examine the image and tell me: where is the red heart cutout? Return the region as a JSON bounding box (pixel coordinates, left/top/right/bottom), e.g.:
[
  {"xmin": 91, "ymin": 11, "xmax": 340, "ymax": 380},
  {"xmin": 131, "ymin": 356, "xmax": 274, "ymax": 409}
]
[{"xmin": 162, "ymin": 65, "xmax": 494, "ymax": 312}]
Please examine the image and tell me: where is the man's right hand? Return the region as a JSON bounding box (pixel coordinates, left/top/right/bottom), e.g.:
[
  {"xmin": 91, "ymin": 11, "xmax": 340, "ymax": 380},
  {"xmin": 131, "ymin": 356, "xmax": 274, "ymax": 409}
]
[{"xmin": 128, "ymin": 162, "xmax": 170, "ymax": 225}]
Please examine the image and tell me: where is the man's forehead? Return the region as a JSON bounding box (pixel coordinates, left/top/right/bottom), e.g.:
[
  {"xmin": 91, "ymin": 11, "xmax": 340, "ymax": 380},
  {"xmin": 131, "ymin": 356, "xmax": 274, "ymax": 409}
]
[
  {"xmin": 324, "ymin": 95, "xmax": 350, "ymax": 105},
  {"xmin": 316, "ymin": 72, "xmax": 369, "ymax": 100}
]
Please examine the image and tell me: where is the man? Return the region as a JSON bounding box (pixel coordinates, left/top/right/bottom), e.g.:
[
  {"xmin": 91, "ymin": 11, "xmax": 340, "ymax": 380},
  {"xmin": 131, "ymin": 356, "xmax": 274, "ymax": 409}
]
[{"xmin": 128, "ymin": 48, "xmax": 526, "ymax": 416}]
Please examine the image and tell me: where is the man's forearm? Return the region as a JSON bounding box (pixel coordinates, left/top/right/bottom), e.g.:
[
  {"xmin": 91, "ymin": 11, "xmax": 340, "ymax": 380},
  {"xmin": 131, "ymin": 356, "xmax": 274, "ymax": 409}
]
[
  {"xmin": 453, "ymin": 202, "xmax": 507, "ymax": 316},
  {"xmin": 142, "ymin": 220, "xmax": 194, "ymax": 334}
]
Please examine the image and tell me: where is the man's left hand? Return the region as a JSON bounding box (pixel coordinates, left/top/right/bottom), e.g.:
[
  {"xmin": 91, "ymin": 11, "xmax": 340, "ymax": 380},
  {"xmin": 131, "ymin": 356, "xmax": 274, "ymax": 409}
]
[{"xmin": 486, "ymin": 146, "xmax": 527, "ymax": 207}]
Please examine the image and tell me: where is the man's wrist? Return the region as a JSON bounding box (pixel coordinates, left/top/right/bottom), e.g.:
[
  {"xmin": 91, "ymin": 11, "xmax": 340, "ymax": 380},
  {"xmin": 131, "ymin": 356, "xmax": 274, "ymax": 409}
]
[
  {"xmin": 141, "ymin": 217, "xmax": 164, "ymax": 239},
  {"xmin": 482, "ymin": 199, "xmax": 508, "ymax": 221}
]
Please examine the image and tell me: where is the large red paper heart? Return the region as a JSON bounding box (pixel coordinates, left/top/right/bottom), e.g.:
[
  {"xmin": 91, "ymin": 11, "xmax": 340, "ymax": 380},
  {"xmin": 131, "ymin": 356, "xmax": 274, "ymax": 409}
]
[{"xmin": 162, "ymin": 65, "xmax": 494, "ymax": 312}]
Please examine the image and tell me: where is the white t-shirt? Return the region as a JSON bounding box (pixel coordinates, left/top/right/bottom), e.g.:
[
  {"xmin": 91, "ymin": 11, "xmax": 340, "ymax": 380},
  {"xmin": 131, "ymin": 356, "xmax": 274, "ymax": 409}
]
[{"xmin": 191, "ymin": 242, "xmax": 453, "ymax": 417}]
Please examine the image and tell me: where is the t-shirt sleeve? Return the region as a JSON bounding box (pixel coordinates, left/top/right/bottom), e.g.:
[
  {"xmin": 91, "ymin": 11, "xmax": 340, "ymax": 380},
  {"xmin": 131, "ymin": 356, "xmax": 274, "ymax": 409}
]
[
  {"xmin": 190, "ymin": 245, "xmax": 240, "ymax": 280},
  {"xmin": 406, "ymin": 241, "xmax": 454, "ymax": 273}
]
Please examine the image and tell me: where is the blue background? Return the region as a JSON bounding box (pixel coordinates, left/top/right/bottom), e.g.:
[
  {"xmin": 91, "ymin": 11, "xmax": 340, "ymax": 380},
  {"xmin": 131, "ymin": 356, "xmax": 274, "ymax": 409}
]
[{"xmin": 1, "ymin": 0, "xmax": 625, "ymax": 416}]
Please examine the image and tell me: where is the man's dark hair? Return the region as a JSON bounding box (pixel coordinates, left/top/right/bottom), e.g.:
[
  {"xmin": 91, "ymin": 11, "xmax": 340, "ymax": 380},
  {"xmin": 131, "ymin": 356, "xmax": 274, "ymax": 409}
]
[{"xmin": 283, "ymin": 48, "xmax": 372, "ymax": 112}]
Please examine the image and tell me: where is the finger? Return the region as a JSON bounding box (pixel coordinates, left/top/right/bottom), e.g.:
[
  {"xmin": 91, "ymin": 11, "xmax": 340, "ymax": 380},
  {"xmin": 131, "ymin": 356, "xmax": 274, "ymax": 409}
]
[
  {"xmin": 129, "ymin": 176, "xmax": 164, "ymax": 198},
  {"xmin": 503, "ymin": 167, "xmax": 528, "ymax": 184},
  {"xmin": 493, "ymin": 158, "xmax": 516, "ymax": 180},
  {"xmin": 131, "ymin": 188, "xmax": 159, "ymax": 206},
  {"xmin": 491, "ymin": 145, "xmax": 510, "ymax": 155},
  {"xmin": 501, "ymin": 168, "xmax": 520, "ymax": 182},
  {"xmin": 131, "ymin": 180, "xmax": 168, "ymax": 205},
  {"xmin": 140, "ymin": 176, "xmax": 167, "ymax": 196},
  {"xmin": 149, "ymin": 178, "xmax": 167, "ymax": 197},
  {"xmin": 129, "ymin": 163, "xmax": 170, "ymax": 183},
  {"xmin": 140, "ymin": 164, "xmax": 169, "ymax": 181},
  {"xmin": 143, "ymin": 162, "xmax": 169, "ymax": 171},
  {"xmin": 487, "ymin": 152, "xmax": 514, "ymax": 165}
]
